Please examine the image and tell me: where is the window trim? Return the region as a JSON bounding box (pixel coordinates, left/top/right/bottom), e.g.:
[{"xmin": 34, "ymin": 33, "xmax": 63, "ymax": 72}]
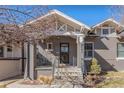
[
  {"xmin": 101, "ymin": 27, "xmax": 110, "ymax": 36},
  {"xmin": 84, "ymin": 42, "xmax": 94, "ymax": 60},
  {"xmin": 46, "ymin": 42, "xmax": 53, "ymax": 51},
  {"xmin": 117, "ymin": 42, "xmax": 124, "ymax": 60},
  {"xmin": 100, "ymin": 27, "xmax": 115, "ymax": 37}
]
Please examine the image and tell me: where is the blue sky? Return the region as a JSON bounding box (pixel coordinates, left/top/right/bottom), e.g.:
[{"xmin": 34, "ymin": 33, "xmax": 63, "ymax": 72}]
[
  {"xmin": 49, "ymin": 5, "xmax": 112, "ymax": 26},
  {"xmin": 2, "ymin": 5, "xmax": 113, "ymax": 26}
]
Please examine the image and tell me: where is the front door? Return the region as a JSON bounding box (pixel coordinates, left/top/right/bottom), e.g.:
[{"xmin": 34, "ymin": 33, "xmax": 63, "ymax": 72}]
[{"xmin": 60, "ymin": 43, "xmax": 69, "ymax": 64}]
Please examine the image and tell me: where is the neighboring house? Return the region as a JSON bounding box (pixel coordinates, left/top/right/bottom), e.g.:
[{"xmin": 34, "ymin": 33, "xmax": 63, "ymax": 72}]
[
  {"xmin": 0, "ymin": 42, "xmax": 22, "ymax": 80},
  {"xmin": 1, "ymin": 9, "xmax": 124, "ymax": 80}
]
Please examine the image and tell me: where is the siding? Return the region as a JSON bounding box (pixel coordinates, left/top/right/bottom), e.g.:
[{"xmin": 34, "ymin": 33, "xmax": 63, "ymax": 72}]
[
  {"xmin": 85, "ymin": 36, "xmax": 124, "ymax": 71},
  {"xmin": 0, "ymin": 59, "xmax": 22, "ymax": 80}
]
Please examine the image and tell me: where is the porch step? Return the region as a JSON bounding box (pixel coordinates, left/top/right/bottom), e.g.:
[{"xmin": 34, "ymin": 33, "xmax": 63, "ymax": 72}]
[{"xmin": 54, "ymin": 67, "xmax": 82, "ymax": 77}]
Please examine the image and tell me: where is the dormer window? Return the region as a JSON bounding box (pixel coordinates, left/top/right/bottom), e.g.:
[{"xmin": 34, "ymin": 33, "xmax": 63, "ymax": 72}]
[
  {"xmin": 100, "ymin": 27, "xmax": 115, "ymax": 36},
  {"xmin": 102, "ymin": 28, "xmax": 109, "ymax": 35}
]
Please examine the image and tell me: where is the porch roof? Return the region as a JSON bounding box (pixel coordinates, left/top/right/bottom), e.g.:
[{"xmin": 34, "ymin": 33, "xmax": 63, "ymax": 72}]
[
  {"xmin": 49, "ymin": 30, "xmax": 84, "ymax": 36},
  {"xmin": 27, "ymin": 9, "xmax": 90, "ymax": 31}
]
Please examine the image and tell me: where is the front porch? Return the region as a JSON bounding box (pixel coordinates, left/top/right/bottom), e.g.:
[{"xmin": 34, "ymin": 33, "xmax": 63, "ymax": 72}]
[
  {"xmin": 22, "ymin": 9, "xmax": 89, "ymax": 79},
  {"xmin": 38, "ymin": 36, "xmax": 77, "ymax": 67},
  {"xmin": 35, "ymin": 35, "xmax": 85, "ymax": 78},
  {"xmin": 22, "ymin": 34, "xmax": 86, "ymax": 80}
]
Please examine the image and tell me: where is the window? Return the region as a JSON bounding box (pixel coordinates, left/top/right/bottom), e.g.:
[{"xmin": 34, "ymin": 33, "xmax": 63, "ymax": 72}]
[
  {"xmin": 117, "ymin": 43, "xmax": 124, "ymax": 58},
  {"xmin": 7, "ymin": 45, "xmax": 12, "ymax": 52},
  {"xmin": 102, "ymin": 28, "xmax": 109, "ymax": 35},
  {"xmin": 47, "ymin": 43, "xmax": 53, "ymax": 51},
  {"xmin": 84, "ymin": 42, "xmax": 94, "ymax": 59},
  {"xmin": 101, "ymin": 27, "xmax": 115, "ymax": 36},
  {"xmin": 101, "ymin": 28, "xmax": 109, "ymax": 36},
  {"xmin": 60, "ymin": 43, "xmax": 69, "ymax": 53},
  {"xmin": 0, "ymin": 46, "xmax": 4, "ymax": 57}
]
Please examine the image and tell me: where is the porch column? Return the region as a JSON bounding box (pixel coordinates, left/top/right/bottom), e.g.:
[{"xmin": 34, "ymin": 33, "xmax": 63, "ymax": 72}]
[
  {"xmin": 23, "ymin": 42, "xmax": 28, "ymax": 79},
  {"xmin": 76, "ymin": 35, "xmax": 85, "ymax": 68},
  {"xmin": 29, "ymin": 43, "xmax": 37, "ymax": 80}
]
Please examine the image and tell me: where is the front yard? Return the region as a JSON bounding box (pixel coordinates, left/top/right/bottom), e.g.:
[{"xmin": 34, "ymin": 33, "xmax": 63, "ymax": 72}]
[
  {"xmin": 1, "ymin": 71, "xmax": 124, "ymax": 88},
  {"xmin": 96, "ymin": 71, "xmax": 124, "ymax": 88}
]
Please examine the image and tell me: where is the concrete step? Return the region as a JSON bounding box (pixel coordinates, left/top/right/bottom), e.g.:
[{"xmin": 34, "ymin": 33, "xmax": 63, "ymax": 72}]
[{"xmin": 54, "ymin": 67, "xmax": 82, "ymax": 76}]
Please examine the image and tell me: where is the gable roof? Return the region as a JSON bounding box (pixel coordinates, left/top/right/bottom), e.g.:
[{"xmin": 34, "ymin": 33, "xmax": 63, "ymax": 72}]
[
  {"xmin": 28, "ymin": 9, "xmax": 90, "ymax": 30},
  {"xmin": 92, "ymin": 18, "xmax": 124, "ymax": 28}
]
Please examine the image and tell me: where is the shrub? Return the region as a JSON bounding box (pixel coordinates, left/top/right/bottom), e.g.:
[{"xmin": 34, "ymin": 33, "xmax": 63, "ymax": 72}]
[
  {"xmin": 37, "ymin": 75, "xmax": 53, "ymax": 85},
  {"xmin": 90, "ymin": 58, "xmax": 101, "ymax": 75},
  {"xmin": 0, "ymin": 83, "xmax": 6, "ymax": 88}
]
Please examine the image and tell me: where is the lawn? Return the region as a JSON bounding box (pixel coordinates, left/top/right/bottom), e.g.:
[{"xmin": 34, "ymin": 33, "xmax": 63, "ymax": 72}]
[
  {"xmin": 96, "ymin": 71, "xmax": 124, "ymax": 88},
  {"xmin": 0, "ymin": 80, "xmax": 17, "ymax": 88}
]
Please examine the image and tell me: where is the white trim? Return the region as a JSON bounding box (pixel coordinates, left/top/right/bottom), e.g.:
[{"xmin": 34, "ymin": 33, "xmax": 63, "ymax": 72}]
[
  {"xmin": 92, "ymin": 18, "xmax": 124, "ymax": 28},
  {"xmin": 116, "ymin": 57, "xmax": 124, "ymax": 61},
  {"xmin": 84, "ymin": 42, "xmax": 94, "ymax": 60},
  {"xmin": 25, "ymin": 9, "xmax": 90, "ymax": 31},
  {"xmin": 46, "ymin": 42, "xmax": 53, "ymax": 51},
  {"xmin": 97, "ymin": 26, "xmax": 118, "ymax": 37},
  {"xmin": 58, "ymin": 24, "xmax": 67, "ymax": 32},
  {"xmin": 117, "ymin": 42, "xmax": 124, "ymax": 60},
  {"xmin": 100, "ymin": 27, "xmax": 112, "ymax": 36},
  {"xmin": 52, "ymin": 10, "xmax": 90, "ymax": 30},
  {"xmin": 84, "ymin": 58, "xmax": 93, "ymax": 60},
  {"xmin": 27, "ymin": 11, "xmax": 55, "ymax": 24}
]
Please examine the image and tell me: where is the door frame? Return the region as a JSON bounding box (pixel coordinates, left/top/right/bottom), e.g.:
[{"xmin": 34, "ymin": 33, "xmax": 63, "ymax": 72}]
[{"xmin": 60, "ymin": 43, "xmax": 69, "ymax": 64}]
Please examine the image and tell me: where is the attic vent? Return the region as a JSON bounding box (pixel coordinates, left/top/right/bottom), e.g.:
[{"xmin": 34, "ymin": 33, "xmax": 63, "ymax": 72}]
[{"xmin": 57, "ymin": 21, "xmax": 67, "ymax": 32}]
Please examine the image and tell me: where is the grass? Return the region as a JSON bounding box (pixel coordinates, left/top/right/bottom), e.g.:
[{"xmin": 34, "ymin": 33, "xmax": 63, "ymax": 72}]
[
  {"xmin": 96, "ymin": 71, "xmax": 124, "ymax": 88},
  {"xmin": 0, "ymin": 80, "xmax": 17, "ymax": 88},
  {"xmin": 0, "ymin": 75, "xmax": 22, "ymax": 88},
  {"xmin": 0, "ymin": 80, "xmax": 18, "ymax": 88}
]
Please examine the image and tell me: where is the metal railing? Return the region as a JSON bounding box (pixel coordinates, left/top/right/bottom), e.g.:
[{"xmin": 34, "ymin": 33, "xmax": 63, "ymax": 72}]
[
  {"xmin": 36, "ymin": 45, "xmax": 83, "ymax": 78},
  {"xmin": 37, "ymin": 45, "xmax": 57, "ymax": 64},
  {"xmin": 37, "ymin": 45, "xmax": 60, "ymax": 77}
]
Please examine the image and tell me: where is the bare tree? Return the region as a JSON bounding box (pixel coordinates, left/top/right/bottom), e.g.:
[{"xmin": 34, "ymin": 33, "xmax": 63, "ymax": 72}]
[
  {"xmin": 110, "ymin": 5, "xmax": 124, "ymax": 25},
  {"xmin": 0, "ymin": 5, "xmax": 57, "ymax": 80},
  {"xmin": 0, "ymin": 5, "xmax": 56, "ymax": 46}
]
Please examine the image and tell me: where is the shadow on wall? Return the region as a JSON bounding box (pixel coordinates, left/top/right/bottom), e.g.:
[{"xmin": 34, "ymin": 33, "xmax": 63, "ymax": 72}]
[
  {"xmin": 85, "ymin": 52, "xmax": 117, "ymax": 72},
  {"xmin": 94, "ymin": 37, "xmax": 117, "ymax": 71},
  {"xmin": 94, "ymin": 51, "xmax": 117, "ymax": 71},
  {"xmin": 94, "ymin": 37, "xmax": 109, "ymax": 50}
]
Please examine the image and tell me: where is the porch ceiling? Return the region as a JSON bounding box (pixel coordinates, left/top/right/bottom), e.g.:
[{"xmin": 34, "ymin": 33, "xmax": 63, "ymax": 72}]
[{"xmin": 46, "ymin": 34, "xmax": 78, "ymax": 40}]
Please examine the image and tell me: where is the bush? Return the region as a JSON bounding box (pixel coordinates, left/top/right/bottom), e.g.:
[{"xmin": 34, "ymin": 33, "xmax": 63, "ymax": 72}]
[
  {"xmin": 90, "ymin": 58, "xmax": 101, "ymax": 75},
  {"xmin": 37, "ymin": 75, "xmax": 53, "ymax": 85},
  {"xmin": 0, "ymin": 83, "xmax": 6, "ymax": 88}
]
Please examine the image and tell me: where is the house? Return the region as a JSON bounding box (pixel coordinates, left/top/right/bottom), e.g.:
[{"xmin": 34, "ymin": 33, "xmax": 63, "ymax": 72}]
[{"xmin": 0, "ymin": 9, "xmax": 124, "ymax": 80}]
